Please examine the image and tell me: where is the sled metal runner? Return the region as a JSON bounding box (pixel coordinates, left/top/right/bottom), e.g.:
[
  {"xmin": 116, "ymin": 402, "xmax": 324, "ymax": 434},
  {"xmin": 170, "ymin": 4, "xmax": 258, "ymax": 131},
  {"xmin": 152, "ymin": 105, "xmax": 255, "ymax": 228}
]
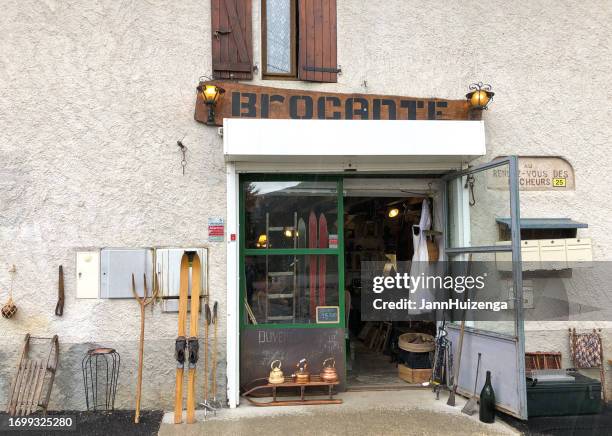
[{"xmin": 242, "ymin": 376, "xmax": 342, "ymax": 407}]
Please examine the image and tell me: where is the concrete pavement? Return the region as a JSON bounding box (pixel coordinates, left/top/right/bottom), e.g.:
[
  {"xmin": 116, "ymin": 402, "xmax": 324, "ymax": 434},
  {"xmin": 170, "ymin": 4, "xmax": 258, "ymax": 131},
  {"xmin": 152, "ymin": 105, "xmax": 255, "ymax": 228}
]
[{"xmin": 160, "ymin": 389, "xmax": 519, "ymax": 435}]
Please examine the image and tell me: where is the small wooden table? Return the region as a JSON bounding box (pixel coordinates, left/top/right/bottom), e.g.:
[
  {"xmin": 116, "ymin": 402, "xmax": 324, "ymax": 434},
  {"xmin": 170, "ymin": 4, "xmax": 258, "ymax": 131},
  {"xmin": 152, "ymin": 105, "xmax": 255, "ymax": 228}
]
[{"xmin": 242, "ymin": 376, "xmax": 342, "ymax": 406}]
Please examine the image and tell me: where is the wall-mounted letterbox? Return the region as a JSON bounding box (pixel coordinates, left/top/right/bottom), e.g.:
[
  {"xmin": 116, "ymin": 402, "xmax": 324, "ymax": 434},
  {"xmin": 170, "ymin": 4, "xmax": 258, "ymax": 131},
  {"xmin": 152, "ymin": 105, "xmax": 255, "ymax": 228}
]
[
  {"xmin": 495, "ymin": 240, "xmax": 541, "ymax": 271},
  {"xmin": 539, "ymin": 239, "xmax": 567, "ymax": 269},
  {"xmin": 566, "ymin": 238, "xmax": 593, "ymax": 263},
  {"xmin": 495, "ymin": 238, "xmax": 592, "ymax": 271}
]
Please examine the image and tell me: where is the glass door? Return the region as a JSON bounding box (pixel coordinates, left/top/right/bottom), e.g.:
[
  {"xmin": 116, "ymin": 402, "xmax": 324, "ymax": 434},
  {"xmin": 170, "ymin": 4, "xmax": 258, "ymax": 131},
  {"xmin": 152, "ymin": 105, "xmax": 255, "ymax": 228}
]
[
  {"xmin": 239, "ymin": 176, "xmax": 344, "ymax": 328},
  {"xmin": 443, "ymin": 156, "xmax": 527, "ymax": 419}
]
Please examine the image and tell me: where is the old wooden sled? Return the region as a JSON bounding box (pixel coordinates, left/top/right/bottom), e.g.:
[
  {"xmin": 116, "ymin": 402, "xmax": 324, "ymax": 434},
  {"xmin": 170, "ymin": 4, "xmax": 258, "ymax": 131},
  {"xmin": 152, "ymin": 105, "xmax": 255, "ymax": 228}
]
[
  {"xmin": 242, "ymin": 376, "xmax": 342, "ymax": 406},
  {"xmin": 6, "ymin": 334, "xmax": 59, "ymax": 416}
]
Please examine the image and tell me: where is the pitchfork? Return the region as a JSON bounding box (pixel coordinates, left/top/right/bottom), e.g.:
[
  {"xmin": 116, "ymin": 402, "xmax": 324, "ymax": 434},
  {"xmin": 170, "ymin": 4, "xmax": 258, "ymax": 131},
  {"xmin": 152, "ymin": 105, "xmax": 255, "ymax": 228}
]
[{"xmin": 131, "ymin": 273, "xmax": 159, "ymax": 424}]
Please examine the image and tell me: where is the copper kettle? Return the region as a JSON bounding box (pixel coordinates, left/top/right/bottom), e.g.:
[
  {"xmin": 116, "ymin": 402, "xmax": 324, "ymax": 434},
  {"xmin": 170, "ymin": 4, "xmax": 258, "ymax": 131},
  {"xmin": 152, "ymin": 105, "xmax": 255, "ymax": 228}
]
[
  {"xmin": 320, "ymin": 358, "xmax": 338, "ymax": 383},
  {"xmin": 268, "ymin": 359, "xmax": 284, "ymax": 384},
  {"xmin": 294, "ymin": 358, "xmax": 310, "ymax": 383}
]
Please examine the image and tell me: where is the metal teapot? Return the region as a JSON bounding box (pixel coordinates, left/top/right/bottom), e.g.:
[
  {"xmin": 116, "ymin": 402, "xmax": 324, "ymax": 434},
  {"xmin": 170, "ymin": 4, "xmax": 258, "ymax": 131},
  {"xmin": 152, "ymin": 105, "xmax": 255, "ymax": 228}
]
[
  {"xmin": 294, "ymin": 358, "xmax": 310, "ymax": 384},
  {"xmin": 320, "ymin": 358, "xmax": 338, "ymax": 383},
  {"xmin": 268, "ymin": 359, "xmax": 284, "ymax": 384}
]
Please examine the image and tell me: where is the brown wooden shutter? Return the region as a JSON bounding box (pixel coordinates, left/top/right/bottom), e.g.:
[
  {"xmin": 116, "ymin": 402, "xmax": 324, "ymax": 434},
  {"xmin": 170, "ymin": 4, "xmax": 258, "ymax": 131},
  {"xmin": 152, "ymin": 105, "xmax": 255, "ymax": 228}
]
[
  {"xmin": 211, "ymin": 0, "xmax": 253, "ymax": 80},
  {"xmin": 298, "ymin": 0, "xmax": 338, "ymax": 82}
]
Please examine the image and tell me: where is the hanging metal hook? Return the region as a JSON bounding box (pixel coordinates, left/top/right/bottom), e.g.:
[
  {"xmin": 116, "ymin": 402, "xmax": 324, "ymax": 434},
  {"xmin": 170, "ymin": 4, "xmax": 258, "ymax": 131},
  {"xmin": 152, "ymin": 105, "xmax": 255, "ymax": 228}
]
[{"xmin": 465, "ymin": 174, "xmax": 476, "ymax": 206}]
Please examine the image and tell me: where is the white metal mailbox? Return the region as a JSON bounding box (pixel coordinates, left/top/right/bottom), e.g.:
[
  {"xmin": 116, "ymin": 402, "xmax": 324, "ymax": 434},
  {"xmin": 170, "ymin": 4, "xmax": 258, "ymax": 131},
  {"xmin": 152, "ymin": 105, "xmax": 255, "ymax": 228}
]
[
  {"xmin": 566, "ymin": 237, "xmax": 593, "ymax": 263},
  {"xmin": 539, "ymin": 239, "xmax": 567, "ymax": 269},
  {"xmin": 495, "ymin": 240, "xmax": 541, "ymax": 271}
]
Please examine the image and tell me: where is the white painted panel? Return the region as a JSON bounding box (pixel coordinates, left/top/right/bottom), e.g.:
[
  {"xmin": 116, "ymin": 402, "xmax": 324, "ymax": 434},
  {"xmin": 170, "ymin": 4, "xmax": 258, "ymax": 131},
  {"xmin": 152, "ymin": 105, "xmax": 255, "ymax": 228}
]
[
  {"xmin": 155, "ymin": 248, "xmax": 208, "ymax": 312},
  {"xmin": 76, "ymin": 250, "xmax": 100, "ymax": 299},
  {"xmin": 224, "ymin": 119, "xmax": 485, "ymax": 165},
  {"xmin": 447, "ymin": 326, "xmax": 522, "ymax": 418},
  {"xmin": 100, "ymin": 248, "xmax": 154, "ymax": 298}
]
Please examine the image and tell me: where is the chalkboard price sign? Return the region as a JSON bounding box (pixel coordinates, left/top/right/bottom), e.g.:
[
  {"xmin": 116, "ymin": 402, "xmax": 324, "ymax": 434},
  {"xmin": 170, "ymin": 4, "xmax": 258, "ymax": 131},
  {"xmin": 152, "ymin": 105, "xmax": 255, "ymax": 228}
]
[{"xmin": 316, "ymin": 306, "xmax": 340, "ymax": 324}]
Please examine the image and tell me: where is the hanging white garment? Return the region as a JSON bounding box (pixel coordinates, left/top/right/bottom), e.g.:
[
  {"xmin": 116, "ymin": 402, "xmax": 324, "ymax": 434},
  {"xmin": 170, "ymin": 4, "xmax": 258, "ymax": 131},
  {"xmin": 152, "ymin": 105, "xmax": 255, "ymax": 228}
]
[{"xmin": 408, "ymin": 199, "xmax": 434, "ymax": 314}]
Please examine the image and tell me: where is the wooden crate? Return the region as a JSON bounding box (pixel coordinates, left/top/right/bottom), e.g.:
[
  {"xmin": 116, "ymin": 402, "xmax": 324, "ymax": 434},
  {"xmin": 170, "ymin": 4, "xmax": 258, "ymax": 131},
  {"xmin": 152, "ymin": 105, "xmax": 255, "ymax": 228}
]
[{"xmin": 398, "ymin": 364, "xmax": 432, "ymax": 384}]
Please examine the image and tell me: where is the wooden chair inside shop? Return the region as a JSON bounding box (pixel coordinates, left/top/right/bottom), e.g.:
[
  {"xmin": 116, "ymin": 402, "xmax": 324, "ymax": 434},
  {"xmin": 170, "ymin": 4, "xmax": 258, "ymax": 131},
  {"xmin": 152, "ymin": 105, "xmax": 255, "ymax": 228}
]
[
  {"xmin": 569, "ymin": 328, "xmax": 607, "ymax": 403},
  {"xmin": 6, "ymin": 334, "xmax": 59, "ymax": 416}
]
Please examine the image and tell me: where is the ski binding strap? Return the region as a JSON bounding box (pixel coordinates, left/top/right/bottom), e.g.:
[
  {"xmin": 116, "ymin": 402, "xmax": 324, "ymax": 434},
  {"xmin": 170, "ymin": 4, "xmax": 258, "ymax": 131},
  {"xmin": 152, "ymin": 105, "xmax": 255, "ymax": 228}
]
[
  {"xmin": 175, "ymin": 336, "xmax": 186, "ymax": 368},
  {"xmin": 187, "ymin": 337, "xmax": 199, "ymax": 368}
]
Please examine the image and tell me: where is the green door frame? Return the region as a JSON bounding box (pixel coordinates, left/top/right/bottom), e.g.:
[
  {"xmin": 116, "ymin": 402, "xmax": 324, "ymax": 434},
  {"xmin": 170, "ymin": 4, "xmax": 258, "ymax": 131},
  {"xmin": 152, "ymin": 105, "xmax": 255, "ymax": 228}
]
[{"xmin": 239, "ymin": 174, "xmax": 345, "ymax": 330}]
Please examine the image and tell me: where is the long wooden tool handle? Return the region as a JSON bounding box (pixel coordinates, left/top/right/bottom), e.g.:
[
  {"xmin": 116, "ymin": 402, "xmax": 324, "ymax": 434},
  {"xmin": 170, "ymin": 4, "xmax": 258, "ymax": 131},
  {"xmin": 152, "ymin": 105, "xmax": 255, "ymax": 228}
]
[
  {"xmin": 204, "ymin": 304, "xmax": 211, "ymax": 401},
  {"xmin": 135, "ymin": 303, "xmax": 145, "ymax": 423},
  {"xmin": 212, "ymin": 302, "xmax": 218, "ymax": 398},
  {"xmin": 133, "ymin": 273, "xmax": 147, "ymax": 424}
]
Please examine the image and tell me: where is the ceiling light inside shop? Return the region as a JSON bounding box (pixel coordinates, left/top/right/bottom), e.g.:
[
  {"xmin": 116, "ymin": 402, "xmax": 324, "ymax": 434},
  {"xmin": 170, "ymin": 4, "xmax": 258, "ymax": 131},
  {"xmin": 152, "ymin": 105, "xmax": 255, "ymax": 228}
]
[{"xmin": 388, "ymin": 208, "xmax": 400, "ymax": 218}]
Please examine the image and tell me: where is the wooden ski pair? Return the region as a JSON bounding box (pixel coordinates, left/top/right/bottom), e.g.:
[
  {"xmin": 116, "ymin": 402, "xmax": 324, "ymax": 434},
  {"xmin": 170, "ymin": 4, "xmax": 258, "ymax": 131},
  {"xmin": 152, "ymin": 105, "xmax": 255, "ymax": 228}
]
[
  {"xmin": 308, "ymin": 211, "xmax": 328, "ymax": 320},
  {"xmin": 174, "ymin": 252, "xmax": 202, "ymax": 424}
]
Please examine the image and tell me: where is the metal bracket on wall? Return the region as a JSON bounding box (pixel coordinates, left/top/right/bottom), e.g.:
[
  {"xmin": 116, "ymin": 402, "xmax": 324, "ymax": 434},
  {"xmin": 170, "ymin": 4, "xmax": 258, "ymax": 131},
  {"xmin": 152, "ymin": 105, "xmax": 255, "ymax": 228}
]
[
  {"xmin": 302, "ymin": 65, "xmax": 342, "ymax": 74},
  {"xmin": 177, "ymin": 140, "xmax": 187, "ymax": 175}
]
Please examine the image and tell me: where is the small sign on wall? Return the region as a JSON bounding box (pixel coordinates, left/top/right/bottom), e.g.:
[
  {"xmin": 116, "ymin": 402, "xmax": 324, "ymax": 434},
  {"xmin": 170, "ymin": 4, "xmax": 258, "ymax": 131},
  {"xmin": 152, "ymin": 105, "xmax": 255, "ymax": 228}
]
[
  {"xmin": 488, "ymin": 156, "xmax": 575, "ymax": 191},
  {"xmin": 329, "ymin": 234, "xmax": 338, "ymax": 249},
  {"xmin": 208, "ymin": 217, "xmax": 225, "ymax": 242}
]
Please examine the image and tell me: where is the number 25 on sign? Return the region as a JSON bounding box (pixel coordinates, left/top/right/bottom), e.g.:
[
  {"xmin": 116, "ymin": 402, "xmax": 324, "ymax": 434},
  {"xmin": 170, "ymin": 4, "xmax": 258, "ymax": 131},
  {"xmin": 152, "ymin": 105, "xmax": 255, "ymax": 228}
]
[{"xmin": 553, "ymin": 178, "xmax": 567, "ymax": 187}]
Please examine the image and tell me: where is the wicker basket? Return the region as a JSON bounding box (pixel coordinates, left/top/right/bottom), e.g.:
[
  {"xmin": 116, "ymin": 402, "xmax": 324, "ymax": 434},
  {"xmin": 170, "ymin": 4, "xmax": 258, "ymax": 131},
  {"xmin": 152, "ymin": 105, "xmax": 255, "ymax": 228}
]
[{"xmin": 398, "ymin": 333, "xmax": 435, "ymax": 353}]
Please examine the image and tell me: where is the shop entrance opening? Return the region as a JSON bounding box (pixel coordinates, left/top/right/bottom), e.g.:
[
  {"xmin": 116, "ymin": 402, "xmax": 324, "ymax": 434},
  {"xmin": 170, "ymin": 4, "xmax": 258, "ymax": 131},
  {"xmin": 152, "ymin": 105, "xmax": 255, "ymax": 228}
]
[
  {"xmin": 225, "ymin": 119, "xmax": 526, "ymax": 419},
  {"xmin": 238, "ymin": 176, "xmax": 444, "ymax": 392},
  {"xmin": 343, "ymin": 180, "xmax": 440, "ymax": 390}
]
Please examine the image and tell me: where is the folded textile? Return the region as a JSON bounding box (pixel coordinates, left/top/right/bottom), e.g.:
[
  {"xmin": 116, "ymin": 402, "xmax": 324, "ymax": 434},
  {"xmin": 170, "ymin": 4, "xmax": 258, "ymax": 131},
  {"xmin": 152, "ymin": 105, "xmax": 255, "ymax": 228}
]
[{"xmin": 573, "ymin": 333, "xmax": 602, "ymax": 368}]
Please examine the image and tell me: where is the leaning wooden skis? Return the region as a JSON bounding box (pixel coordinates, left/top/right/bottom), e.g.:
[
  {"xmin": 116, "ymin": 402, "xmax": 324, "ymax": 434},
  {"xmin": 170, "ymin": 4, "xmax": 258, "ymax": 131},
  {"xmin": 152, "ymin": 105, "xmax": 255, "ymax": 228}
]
[
  {"xmin": 186, "ymin": 253, "xmax": 201, "ymax": 423},
  {"xmin": 174, "ymin": 251, "xmax": 202, "ymax": 424}
]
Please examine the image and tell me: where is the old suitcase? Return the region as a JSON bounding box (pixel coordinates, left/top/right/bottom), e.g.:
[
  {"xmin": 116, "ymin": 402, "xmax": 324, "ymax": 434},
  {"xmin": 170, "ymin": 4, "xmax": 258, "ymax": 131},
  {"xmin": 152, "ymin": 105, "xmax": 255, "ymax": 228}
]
[{"xmin": 527, "ymin": 373, "xmax": 602, "ymax": 417}]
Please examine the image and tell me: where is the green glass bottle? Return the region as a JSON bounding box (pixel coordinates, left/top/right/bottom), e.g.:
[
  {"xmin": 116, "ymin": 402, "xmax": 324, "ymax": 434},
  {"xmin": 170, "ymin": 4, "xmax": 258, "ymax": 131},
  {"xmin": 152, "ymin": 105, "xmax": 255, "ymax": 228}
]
[{"xmin": 479, "ymin": 371, "xmax": 496, "ymax": 423}]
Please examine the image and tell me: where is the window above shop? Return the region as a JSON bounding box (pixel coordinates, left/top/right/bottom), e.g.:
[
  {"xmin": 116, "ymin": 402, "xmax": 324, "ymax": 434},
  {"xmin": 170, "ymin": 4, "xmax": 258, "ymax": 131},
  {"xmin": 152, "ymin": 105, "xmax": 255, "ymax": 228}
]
[
  {"xmin": 261, "ymin": 0, "xmax": 339, "ymax": 82},
  {"xmin": 262, "ymin": 0, "xmax": 296, "ymax": 77},
  {"xmin": 210, "ymin": 0, "xmax": 338, "ymax": 82}
]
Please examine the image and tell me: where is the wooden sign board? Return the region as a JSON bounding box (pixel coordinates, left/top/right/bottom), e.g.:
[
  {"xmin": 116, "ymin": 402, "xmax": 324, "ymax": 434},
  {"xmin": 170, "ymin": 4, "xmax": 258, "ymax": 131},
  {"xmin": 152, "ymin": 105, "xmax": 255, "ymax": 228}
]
[
  {"xmin": 195, "ymin": 81, "xmax": 476, "ymax": 126},
  {"xmin": 488, "ymin": 156, "xmax": 575, "ymax": 191},
  {"xmin": 240, "ymin": 327, "xmax": 346, "ymax": 390}
]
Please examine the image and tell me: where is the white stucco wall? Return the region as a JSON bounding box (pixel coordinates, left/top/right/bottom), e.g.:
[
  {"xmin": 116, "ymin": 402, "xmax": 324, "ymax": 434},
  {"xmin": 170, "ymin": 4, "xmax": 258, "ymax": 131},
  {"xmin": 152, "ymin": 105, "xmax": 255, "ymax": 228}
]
[{"xmin": 1, "ymin": 0, "xmax": 611, "ymax": 410}]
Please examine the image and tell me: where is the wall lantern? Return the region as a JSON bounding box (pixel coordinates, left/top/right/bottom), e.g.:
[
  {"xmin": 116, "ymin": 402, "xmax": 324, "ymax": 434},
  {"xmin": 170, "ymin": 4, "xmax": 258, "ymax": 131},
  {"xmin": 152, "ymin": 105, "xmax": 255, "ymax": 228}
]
[
  {"xmin": 197, "ymin": 83, "xmax": 225, "ymax": 124},
  {"xmin": 466, "ymin": 82, "xmax": 494, "ymax": 110}
]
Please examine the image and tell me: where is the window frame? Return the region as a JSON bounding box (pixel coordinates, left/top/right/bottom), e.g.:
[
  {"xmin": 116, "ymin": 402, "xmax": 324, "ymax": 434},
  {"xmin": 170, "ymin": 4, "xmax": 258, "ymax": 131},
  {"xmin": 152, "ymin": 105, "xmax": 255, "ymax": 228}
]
[
  {"xmin": 239, "ymin": 174, "xmax": 345, "ymax": 329},
  {"xmin": 261, "ymin": 0, "xmax": 298, "ymax": 79}
]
